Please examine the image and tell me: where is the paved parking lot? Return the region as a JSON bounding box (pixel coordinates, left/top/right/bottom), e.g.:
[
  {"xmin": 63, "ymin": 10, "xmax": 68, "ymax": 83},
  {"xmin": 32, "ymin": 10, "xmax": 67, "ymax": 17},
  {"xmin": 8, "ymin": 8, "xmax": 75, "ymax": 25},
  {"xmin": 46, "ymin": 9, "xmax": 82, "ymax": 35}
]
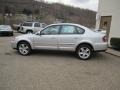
[{"xmin": 0, "ymin": 32, "xmax": 120, "ymax": 90}]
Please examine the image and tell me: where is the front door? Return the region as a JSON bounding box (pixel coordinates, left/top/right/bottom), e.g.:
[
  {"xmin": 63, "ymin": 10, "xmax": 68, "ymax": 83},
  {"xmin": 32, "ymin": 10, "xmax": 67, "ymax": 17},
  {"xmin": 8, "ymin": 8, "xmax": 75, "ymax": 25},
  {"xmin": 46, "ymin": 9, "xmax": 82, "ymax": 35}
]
[{"xmin": 34, "ymin": 25, "xmax": 60, "ymax": 50}]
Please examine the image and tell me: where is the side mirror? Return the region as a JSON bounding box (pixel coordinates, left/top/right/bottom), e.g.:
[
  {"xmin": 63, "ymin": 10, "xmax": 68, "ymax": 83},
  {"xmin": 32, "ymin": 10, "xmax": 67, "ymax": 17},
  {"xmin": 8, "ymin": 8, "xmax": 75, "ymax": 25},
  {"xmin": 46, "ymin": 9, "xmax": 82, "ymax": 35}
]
[
  {"xmin": 36, "ymin": 31, "xmax": 45, "ymax": 36},
  {"xmin": 40, "ymin": 31, "xmax": 45, "ymax": 35},
  {"xmin": 36, "ymin": 32, "xmax": 40, "ymax": 35}
]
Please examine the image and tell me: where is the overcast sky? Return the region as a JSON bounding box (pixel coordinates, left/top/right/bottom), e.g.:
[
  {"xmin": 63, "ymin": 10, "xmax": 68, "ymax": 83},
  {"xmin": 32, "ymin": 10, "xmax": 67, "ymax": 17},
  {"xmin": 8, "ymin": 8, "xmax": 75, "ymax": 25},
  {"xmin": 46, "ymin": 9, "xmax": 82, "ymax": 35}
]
[{"xmin": 43, "ymin": 0, "xmax": 99, "ymax": 11}]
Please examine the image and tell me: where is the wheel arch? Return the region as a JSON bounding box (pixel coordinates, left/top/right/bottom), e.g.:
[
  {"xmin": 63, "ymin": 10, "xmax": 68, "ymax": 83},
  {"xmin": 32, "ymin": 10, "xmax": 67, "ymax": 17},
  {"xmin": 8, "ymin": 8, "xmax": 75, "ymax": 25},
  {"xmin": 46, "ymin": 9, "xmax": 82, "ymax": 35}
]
[
  {"xmin": 17, "ymin": 40, "xmax": 32, "ymax": 50},
  {"xmin": 26, "ymin": 29, "xmax": 33, "ymax": 33},
  {"xmin": 76, "ymin": 42, "xmax": 94, "ymax": 52}
]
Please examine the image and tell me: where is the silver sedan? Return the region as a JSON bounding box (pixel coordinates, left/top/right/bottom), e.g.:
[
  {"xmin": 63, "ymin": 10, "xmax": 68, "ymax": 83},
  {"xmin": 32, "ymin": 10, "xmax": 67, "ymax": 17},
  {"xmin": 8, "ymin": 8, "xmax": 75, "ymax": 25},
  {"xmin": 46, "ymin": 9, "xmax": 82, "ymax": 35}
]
[{"xmin": 11, "ymin": 23, "xmax": 107, "ymax": 60}]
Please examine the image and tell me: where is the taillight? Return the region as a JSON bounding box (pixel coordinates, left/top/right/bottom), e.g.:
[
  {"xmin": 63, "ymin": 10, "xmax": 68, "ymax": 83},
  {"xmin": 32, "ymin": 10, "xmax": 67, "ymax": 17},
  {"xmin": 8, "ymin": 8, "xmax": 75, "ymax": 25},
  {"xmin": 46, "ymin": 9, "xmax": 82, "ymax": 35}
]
[{"xmin": 102, "ymin": 36, "xmax": 107, "ymax": 42}]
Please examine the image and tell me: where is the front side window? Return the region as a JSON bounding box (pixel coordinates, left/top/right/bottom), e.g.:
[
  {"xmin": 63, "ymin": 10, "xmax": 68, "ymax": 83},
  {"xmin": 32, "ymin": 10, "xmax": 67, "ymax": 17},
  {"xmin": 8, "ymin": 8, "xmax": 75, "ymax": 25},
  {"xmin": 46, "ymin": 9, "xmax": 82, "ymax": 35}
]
[
  {"xmin": 22, "ymin": 22, "xmax": 32, "ymax": 27},
  {"xmin": 60, "ymin": 25, "xmax": 77, "ymax": 34},
  {"xmin": 41, "ymin": 25, "xmax": 60, "ymax": 35},
  {"xmin": 34, "ymin": 23, "xmax": 40, "ymax": 27}
]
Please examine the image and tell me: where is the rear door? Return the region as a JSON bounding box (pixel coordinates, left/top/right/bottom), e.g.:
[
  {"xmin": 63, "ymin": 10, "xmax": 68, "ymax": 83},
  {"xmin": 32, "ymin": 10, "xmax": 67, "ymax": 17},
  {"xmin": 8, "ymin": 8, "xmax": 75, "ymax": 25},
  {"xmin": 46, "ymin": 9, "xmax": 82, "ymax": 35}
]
[
  {"xmin": 58, "ymin": 25, "xmax": 84, "ymax": 51},
  {"xmin": 20, "ymin": 22, "xmax": 33, "ymax": 32},
  {"xmin": 34, "ymin": 23, "xmax": 42, "ymax": 33}
]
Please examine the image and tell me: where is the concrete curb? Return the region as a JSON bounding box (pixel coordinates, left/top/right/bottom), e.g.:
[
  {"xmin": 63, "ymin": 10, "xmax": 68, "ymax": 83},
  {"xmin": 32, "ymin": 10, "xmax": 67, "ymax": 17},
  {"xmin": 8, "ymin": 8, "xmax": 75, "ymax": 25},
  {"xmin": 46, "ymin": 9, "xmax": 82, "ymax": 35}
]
[{"xmin": 106, "ymin": 48, "xmax": 120, "ymax": 57}]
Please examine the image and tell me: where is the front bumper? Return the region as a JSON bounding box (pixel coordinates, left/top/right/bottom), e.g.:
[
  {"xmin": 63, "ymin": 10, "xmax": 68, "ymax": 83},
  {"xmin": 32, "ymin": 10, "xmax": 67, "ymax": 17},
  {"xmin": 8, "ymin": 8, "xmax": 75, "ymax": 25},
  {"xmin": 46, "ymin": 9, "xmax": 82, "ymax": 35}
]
[{"xmin": 11, "ymin": 40, "xmax": 17, "ymax": 49}]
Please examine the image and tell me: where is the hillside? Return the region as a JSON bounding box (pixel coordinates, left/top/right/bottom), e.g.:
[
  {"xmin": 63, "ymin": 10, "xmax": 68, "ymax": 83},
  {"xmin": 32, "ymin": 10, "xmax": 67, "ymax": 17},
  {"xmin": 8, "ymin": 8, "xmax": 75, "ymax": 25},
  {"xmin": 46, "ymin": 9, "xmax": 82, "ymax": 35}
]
[{"xmin": 0, "ymin": 0, "xmax": 96, "ymax": 28}]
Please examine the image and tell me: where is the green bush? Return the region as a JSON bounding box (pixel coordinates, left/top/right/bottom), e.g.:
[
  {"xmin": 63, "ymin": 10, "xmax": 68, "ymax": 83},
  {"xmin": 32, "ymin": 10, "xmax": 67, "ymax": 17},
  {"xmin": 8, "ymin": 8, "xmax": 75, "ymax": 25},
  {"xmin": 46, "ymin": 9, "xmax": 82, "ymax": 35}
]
[{"xmin": 110, "ymin": 38, "xmax": 120, "ymax": 50}]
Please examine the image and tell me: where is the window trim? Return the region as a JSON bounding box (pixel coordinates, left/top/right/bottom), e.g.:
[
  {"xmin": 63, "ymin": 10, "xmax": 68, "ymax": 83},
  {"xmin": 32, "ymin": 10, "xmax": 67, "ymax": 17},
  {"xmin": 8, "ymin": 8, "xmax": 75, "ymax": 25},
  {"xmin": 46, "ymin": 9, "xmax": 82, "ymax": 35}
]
[{"xmin": 22, "ymin": 22, "xmax": 33, "ymax": 27}]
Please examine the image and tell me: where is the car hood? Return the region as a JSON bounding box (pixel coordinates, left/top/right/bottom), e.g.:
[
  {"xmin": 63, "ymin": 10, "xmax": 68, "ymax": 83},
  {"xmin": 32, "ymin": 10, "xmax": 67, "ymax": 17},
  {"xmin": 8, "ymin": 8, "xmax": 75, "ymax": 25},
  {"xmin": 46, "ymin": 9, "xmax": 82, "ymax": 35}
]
[{"xmin": 16, "ymin": 34, "xmax": 35, "ymax": 39}]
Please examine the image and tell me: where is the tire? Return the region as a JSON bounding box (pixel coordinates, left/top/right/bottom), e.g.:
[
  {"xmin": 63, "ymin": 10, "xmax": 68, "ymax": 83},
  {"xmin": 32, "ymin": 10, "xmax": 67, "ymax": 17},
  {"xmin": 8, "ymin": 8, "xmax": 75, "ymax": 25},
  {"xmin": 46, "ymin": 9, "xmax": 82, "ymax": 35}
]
[
  {"xmin": 17, "ymin": 42, "xmax": 31, "ymax": 56},
  {"xmin": 76, "ymin": 44, "xmax": 92, "ymax": 60},
  {"xmin": 26, "ymin": 30, "xmax": 33, "ymax": 34},
  {"xmin": 17, "ymin": 27, "xmax": 20, "ymax": 31},
  {"xmin": 10, "ymin": 32, "xmax": 13, "ymax": 36}
]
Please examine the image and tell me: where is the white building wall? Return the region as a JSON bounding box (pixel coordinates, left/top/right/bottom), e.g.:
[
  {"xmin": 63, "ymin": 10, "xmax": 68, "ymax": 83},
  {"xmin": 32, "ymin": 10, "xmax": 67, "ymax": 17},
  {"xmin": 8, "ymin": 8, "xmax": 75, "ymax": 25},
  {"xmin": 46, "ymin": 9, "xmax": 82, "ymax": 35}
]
[{"xmin": 96, "ymin": 0, "xmax": 120, "ymax": 45}]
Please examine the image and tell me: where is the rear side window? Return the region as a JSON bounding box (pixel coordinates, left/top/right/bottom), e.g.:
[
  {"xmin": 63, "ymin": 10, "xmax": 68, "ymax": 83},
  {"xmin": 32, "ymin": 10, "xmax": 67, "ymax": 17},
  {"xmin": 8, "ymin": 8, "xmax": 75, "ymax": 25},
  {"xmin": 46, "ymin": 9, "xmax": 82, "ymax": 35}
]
[
  {"xmin": 60, "ymin": 25, "xmax": 78, "ymax": 34},
  {"xmin": 34, "ymin": 23, "xmax": 40, "ymax": 27},
  {"xmin": 41, "ymin": 23, "xmax": 47, "ymax": 28},
  {"xmin": 22, "ymin": 23, "xmax": 32, "ymax": 27},
  {"xmin": 76, "ymin": 27, "xmax": 85, "ymax": 34}
]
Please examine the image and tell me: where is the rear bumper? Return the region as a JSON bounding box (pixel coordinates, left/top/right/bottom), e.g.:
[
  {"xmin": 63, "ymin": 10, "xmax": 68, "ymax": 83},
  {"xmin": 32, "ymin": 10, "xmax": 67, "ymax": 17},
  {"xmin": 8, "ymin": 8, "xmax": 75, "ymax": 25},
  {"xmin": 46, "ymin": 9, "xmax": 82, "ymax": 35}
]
[
  {"xmin": 18, "ymin": 29, "xmax": 26, "ymax": 33},
  {"xmin": 0, "ymin": 31, "xmax": 13, "ymax": 36},
  {"xmin": 94, "ymin": 43, "xmax": 108, "ymax": 51}
]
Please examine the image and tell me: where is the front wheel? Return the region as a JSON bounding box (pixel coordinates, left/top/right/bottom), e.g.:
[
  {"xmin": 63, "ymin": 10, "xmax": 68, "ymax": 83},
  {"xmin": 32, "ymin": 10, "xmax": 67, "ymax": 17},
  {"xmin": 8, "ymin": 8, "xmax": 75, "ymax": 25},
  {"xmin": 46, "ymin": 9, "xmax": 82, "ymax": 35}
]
[
  {"xmin": 76, "ymin": 45, "xmax": 93, "ymax": 60},
  {"xmin": 17, "ymin": 42, "xmax": 31, "ymax": 56}
]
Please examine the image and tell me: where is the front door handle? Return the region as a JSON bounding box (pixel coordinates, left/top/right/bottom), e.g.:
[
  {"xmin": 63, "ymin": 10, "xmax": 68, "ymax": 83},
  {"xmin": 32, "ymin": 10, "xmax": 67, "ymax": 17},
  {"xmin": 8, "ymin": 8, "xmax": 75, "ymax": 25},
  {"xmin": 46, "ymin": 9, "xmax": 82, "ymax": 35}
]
[
  {"xmin": 74, "ymin": 37, "xmax": 79, "ymax": 39},
  {"xmin": 52, "ymin": 37, "xmax": 56, "ymax": 39}
]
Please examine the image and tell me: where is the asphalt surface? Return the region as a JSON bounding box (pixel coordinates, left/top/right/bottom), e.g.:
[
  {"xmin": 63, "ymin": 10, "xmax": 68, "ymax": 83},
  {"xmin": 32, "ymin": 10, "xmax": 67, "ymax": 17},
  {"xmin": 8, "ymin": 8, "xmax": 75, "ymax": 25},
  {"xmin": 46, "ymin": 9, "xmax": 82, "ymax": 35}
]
[{"xmin": 0, "ymin": 32, "xmax": 120, "ymax": 90}]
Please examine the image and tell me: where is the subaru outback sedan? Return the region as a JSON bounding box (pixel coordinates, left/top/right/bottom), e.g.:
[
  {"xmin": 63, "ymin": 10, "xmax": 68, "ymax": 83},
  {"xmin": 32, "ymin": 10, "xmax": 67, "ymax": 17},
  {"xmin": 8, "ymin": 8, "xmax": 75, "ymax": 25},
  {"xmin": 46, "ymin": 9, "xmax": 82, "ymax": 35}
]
[{"xmin": 11, "ymin": 23, "xmax": 107, "ymax": 60}]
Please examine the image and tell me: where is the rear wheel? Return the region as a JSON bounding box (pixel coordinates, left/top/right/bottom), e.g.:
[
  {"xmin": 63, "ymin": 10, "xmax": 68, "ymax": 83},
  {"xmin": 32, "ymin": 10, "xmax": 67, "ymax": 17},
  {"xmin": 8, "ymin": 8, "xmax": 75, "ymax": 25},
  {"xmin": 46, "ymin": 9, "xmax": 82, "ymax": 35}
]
[
  {"xmin": 17, "ymin": 42, "xmax": 31, "ymax": 56},
  {"xmin": 26, "ymin": 30, "xmax": 33, "ymax": 34},
  {"xmin": 76, "ymin": 44, "xmax": 93, "ymax": 60}
]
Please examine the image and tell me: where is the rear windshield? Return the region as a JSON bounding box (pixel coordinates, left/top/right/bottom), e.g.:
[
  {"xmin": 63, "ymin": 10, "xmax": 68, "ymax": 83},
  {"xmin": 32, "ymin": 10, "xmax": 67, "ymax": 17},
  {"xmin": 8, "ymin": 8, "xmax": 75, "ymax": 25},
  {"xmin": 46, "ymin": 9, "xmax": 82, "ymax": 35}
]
[
  {"xmin": 22, "ymin": 23, "xmax": 32, "ymax": 27},
  {"xmin": 0, "ymin": 25, "xmax": 11, "ymax": 30}
]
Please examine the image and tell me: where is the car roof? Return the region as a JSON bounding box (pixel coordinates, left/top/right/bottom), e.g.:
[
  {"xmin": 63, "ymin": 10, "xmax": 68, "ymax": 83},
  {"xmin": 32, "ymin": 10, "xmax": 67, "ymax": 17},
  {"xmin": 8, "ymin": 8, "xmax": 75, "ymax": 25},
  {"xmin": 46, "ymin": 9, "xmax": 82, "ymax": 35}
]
[{"xmin": 47, "ymin": 23, "xmax": 90, "ymax": 30}]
